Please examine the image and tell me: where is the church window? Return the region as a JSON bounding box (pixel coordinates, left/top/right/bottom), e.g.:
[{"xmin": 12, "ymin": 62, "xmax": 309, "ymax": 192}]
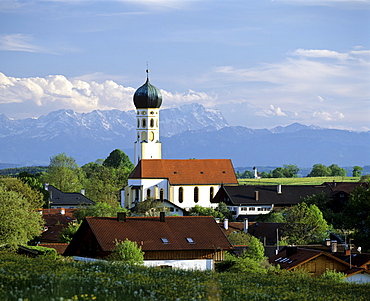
[
  {"xmin": 156, "ymin": 120, "xmax": 159, "ymax": 127},
  {"xmin": 137, "ymin": 119, "xmax": 140, "ymax": 128},
  {"xmin": 150, "ymin": 111, "xmax": 154, "ymax": 115},
  {"xmin": 146, "ymin": 189, "xmax": 151, "ymax": 199},
  {"xmin": 142, "ymin": 118, "xmax": 146, "ymax": 128},
  {"xmin": 141, "ymin": 111, "xmax": 146, "ymax": 115},
  {"xmin": 179, "ymin": 187, "xmax": 183, "ymax": 203},
  {"xmin": 137, "ymin": 132, "xmax": 140, "ymax": 141},
  {"xmin": 150, "ymin": 118, "xmax": 154, "ymax": 128},
  {"xmin": 149, "ymin": 131, "xmax": 154, "ymax": 141},
  {"xmin": 194, "ymin": 187, "xmax": 199, "ymax": 203},
  {"xmin": 142, "ymin": 131, "xmax": 147, "ymax": 141},
  {"xmin": 160, "ymin": 188, "xmax": 164, "ymax": 200},
  {"xmin": 210, "ymin": 187, "xmax": 214, "ymax": 201}
]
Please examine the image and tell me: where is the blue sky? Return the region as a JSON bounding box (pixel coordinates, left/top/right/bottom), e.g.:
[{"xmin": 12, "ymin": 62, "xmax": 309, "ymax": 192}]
[{"xmin": 0, "ymin": 0, "xmax": 369, "ymax": 131}]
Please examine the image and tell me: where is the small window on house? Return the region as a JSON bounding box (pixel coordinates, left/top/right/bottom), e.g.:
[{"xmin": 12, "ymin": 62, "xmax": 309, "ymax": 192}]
[
  {"xmin": 170, "ymin": 207, "xmax": 174, "ymax": 212},
  {"xmin": 194, "ymin": 187, "xmax": 199, "ymax": 203},
  {"xmin": 222, "ymin": 171, "xmax": 226, "ymax": 173},
  {"xmin": 179, "ymin": 187, "xmax": 183, "ymax": 203},
  {"xmin": 186, "ymin": 238, "xmax": 195, "ymax": 244},
  {"xmin": 249, "ymin": 207, "xmax": 255, "ymax": 211},
  {"xmin": 161, "ymin": 238, "xmax": 169, "ymax": 244},
  {"xmin": 160, "ymin": 188, "xmax": 164, "ymax": 200}
]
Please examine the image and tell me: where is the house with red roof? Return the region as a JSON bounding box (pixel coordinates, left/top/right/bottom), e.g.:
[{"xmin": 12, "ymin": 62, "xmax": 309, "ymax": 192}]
[{"xmin": 64, "ymin": 214, "xmax": 233, "ymax": 270}]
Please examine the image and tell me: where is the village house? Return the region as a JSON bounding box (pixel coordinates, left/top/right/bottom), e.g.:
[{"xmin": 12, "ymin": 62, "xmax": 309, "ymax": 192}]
[
  {"xmin": 63, "ymin": 213, "xmax": 232, "ymax": 270},
  {"xmin": 211, "ymin": 184, "xmax": 332, "ymax": 220},
  {"xmin": 269, "ymin": 246, "xmax": 370, "ymax": 283},
  {"xmin": 44, "ymin": 184, "xmax": 95, "ymax": 209}
]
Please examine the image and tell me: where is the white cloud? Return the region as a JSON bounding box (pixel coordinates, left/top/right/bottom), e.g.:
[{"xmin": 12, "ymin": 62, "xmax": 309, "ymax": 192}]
[
  {"xmin": 312, "ymin": 110, "xmax": 345, "ymax": 121},
  {"xmin": 256, "ymin": 105, "xmax": 287, "ymax": 117},
  {"xmin": 0, "ymin": 73, "xmax": 217, "ymax": 118},
  {"xmin": 290, "ymin": 49, "xmax": 350, "ymax": 60}
]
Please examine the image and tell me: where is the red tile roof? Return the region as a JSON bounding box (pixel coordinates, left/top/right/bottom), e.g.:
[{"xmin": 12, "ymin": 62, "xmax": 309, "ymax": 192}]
[
  {"xmin": 129, "ymin": 159, "xmax": 238, "ymax": 185},
  {"xmin": 39, "ymin": 243, "xmax": 69, "ymax": 255},
  {"xmin": 69, "ymin": 215, "xmax": 232, "ymax": 253}
]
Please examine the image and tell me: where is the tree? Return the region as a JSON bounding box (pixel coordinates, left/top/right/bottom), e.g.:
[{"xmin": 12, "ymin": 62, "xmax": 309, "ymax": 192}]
[
  {"xmin": 271, "ymin": 167, "xmax": 286, "ymax": 178},
  {"xmin": 42, "ymin": 153, "xmax": 84, "ymax": 193},
  {"xmin": 282, "ymin": 164, "xmax": 299, "ymax": 178},
  {"xmin": 132, "ymin": 198, "xmax": 169, "ymax": 216},
  {"xmin": 283, "ymin": 202, "xmax": 328, "ymax": 245},
  {"xmin": 242, "ymin": 235, "xmax": 265, "ymax": 262},
  {"xmin": 352, "ymin": 166, "xmax": 363, "ymax": 177},
  {"xmin": 0, "ymin": 181, "xmax": 44, "ymax": 248},
  {"xmin": 108, "ymin": 239, "xmax": 144, "ymax": 265},
  {"xmin": 255, "ymin": 209, "xmax": 285, "ymax": 223},
  {"xmin": 103, "ymin": 149, "xmax": 134, "ymax": 170},
  {"xmin": 260, "ymin": 171, "xmax": 271, "ymax": 178},
  {"xmin": 328, "ymin": 164, "xmax": 346, "ymax": 177},
  {"xmin": 216, "ymin": 202, "xmax": 233, "ymax": 221},
  {"xmin": 60, "ymin": 221, "xmax": 82, "ymax": 243},
  {"xmin": 308, "ymin": 164, "xmax": 330, "ymax": 177},
  {"xmin": 344, "ymin": 186, "xmax": 370, "ymax": 252},
  {"xmin": 188, "ymin": 205, "xmax": 224, "ymax": 220},
  {"xmin": 73, "ymin": 202, "xmax": 129, "ymax": 221}
]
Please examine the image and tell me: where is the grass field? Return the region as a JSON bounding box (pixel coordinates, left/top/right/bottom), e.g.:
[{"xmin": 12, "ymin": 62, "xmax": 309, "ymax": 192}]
[{"xmin": 238, "ymin": 177, "xmax": 361, "ymax": 186}]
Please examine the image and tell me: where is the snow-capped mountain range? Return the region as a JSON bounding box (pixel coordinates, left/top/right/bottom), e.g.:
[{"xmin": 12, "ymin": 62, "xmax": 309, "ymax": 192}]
[{"xmin": 0, "ymin": 103, "xmax": 369, "ymax": 167}]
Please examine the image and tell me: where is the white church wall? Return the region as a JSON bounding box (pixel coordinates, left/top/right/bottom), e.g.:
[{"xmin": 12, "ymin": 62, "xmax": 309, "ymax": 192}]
[{"xmin": 172, "ymin": 185, "xmax": 220, "ymax": 210}]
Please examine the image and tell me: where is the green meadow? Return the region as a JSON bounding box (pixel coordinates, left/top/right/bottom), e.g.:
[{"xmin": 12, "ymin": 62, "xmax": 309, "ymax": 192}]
[
  {"xmin": 0, "ymin": 253, "xmax": 369, "ymax": 301},
  {"xmin": 238, "ymin": 177, "xmax": 360, "ymax": 186}
]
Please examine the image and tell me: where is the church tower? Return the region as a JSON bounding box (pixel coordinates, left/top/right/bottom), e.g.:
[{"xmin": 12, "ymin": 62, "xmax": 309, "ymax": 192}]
[{"xmin": 133, "ymin": 70, "xmax": 162, "ymax": 165}]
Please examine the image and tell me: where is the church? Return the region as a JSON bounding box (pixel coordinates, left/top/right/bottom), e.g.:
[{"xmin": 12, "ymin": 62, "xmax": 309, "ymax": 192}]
[{"xmin": 121, "ymin": 71, "xmax": 238, "ymax": 211}]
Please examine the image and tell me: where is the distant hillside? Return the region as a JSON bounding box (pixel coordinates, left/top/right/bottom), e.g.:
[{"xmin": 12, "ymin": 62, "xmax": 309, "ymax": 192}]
[{"xmin": 0, "ymin": 104, "xmax": 369, "ymax": 167}]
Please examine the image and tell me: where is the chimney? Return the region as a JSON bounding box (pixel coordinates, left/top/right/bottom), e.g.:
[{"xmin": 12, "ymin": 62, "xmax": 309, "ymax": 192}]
[
  {"xmin": 325, "ymin": 238, "xmax": 331, "ymax": 247},
  {"xmin": 81, "ymin": 188, "xmax": 85, "ymax": 195},
  {"xmin": 344, "ymin": 249, "xmax": 350, "ymax": 256},
  {"xmin": 224, "ymin": 218, "xmax": 229, "ymax": 230},
  {"xmin": 244, "ymin": 218, "xmax": 249, "ymax": 233},
  {"xmin": 117, "ymin": 212, "xmax": 126, "ymax": 222},
  {"xmin": 286, "ymin": 246, "xmax": 298, "ymax": 257},
  {"xmin": 60, "ymin": 208, "xmax": 65, "ymax": 215},
  {"xmin": 330, "ymin": 240, "xmax": 337, "ymax": 253},
  {"xmin": 160, "ymin": 211, "xmax": 165, "ymax": 222},
  {"xmin": 44, "ymin": 183, "xmax": 49, "ymax": 191},
  {"xmin": 277, "ymin": 184, "xmax": 282, "ymax": 194},
  {"xmin": 255, "ymin": 191, "xmax": 259, "ymax": 201}
]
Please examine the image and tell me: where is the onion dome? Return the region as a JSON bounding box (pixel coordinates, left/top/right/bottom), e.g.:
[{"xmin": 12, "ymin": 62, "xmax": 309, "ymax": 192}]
[{"xmin": 133, "ymin": 71, "xmax": 162, "ymax": 109}]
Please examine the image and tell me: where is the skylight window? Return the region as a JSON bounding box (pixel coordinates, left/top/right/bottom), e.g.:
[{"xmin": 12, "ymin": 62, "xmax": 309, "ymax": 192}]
[
  {"xmin": 161, "ymin": 238, "xmax": 170, "ymax": 244},
  {"xmin": 186, "ymin": 238, "xmax": 195, "ymax": 244}
]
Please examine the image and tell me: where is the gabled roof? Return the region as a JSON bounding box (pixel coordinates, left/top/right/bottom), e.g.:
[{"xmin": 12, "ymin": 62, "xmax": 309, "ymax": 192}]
[
  {"xmin": 65, "ymin": 215, "xmax": 232, "ymax": 254},
  {"xmin": 46, "ymin": 185, "xmax": 95, "ymax": 206},
  {"xmin": 324, "ymin": 182, "xmax": 368, "ymax": 194},
  {"xmin": 269, "ymin": 247, "xmax": 349, "ymax": 271},
  {"xmin": 212, "ymin": 185, "xmax": 332, "ymax": 206},
  {"xmin": 333, "ymin": 253, "xmax": 370, "ymax": 268},
  {"xmin": 129, "ymin": 159, "xmax": 238, "ymax": 185}
]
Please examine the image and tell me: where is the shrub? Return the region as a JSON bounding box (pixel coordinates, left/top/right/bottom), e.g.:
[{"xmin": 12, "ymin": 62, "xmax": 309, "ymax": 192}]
[{"xmin": 320, "ymin": 269, "xmax": 346, "ymax": 282}]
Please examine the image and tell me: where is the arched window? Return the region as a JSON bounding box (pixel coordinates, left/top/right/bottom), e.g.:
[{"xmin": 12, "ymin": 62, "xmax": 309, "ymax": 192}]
[
  {"xmin": 150, "ymin": 118, "xmax": 154, "ymax": 128},
  {"xmin": 137, "ymin": 132, "xmax": 140, "ymax": 141},
  {"xmin": 137, "ymin": 119, "xmax": 140, "ymax": 128},
  {"xmin": 142, "ymin": 131, "xmax": 147, "ymax": 141},
  {"xmin": 146, "ymin": 188, "xmax": 151, "ymax": 199},
  {"xmin": 160, "ymin": 188, "xmax": 164, "ymax": 200},
  {"xmin": 142, "ymin": 118, "xmax": 146, "ymax": 128},
  {"xmin": 210, "ymin": 187, "xmax": 214, "ymax": 201},
  {"xmin": 179, "ymin": 187, "xmax": 183, "ymax": 203},
  {"xmin": 149, "ymin": 131, "xmax": 154, "ymax": 141},
  {"xmin": 194, "ymin": 187, "xmax": 199, "ymax": 203}
]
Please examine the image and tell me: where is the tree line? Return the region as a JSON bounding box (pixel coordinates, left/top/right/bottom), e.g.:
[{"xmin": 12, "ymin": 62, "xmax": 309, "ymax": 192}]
[{"xmin": 236, "ymin": 164, "xmax": 364, "ymax": 178}]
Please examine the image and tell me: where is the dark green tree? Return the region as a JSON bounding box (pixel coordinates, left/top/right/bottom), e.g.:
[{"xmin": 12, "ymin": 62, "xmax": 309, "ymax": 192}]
[
  {"xmin": 271, "ymin": 167, "xmax": 286, "ymax": 178},
  {"xmin": 344, "ymin": 186, "xmax": 370, "ymax": 252},
  {"xmin": 308, "ymin": 164, "xmax": 330, "ymax": 177},
  {"xmin": 188, "ymin": 205, "xmax": 224, "ymax": 220},
  {"xmin": 282, "ymin": 164, "xmax": 299, "ymax": 178},
  {"xmin": 60, "ymin": 221, "xmax": 82, "ymax": 243},
  {"xmin": 328, "ymin": 164, "xmax": 346, "ymax": 177},
  {"xmin": 352, "ymin": 166, "xmax": 363, "ymax": 177},
  {"xmin": 103, "ymin": 149, "xmax": 134, "ymax": 170}
]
